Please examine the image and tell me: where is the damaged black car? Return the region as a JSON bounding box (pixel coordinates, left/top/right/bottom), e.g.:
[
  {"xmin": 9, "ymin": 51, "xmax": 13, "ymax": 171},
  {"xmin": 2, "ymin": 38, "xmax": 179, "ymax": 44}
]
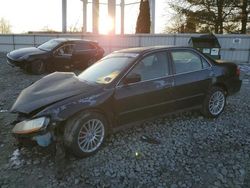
[
  {"xmin": 6, "ymin": 38, "xmax": 104, "ymax": 74},
  {"xmin": 10, "ymin": 46, "xmax": 242, "ymax": 157}
]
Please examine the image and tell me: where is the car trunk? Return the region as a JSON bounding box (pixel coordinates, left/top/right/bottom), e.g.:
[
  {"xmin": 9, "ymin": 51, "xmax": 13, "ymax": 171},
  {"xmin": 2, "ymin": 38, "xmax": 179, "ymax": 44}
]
[{"xmin": 215, "ymin": 60, "xmax": 240, "ymax": 77}]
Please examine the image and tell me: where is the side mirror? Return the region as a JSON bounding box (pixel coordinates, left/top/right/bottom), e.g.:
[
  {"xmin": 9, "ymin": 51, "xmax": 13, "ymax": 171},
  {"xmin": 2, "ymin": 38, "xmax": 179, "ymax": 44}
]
[{"xmin": 124, "ymin": 73, "xmax": 141, "ymax": 84}]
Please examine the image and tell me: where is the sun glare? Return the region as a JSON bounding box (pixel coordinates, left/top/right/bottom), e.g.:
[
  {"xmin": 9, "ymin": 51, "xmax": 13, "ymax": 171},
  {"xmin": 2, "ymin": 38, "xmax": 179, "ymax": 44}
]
[{"xmin": 99, "ymin": 16, "xmax": 114, "ymax": 35}]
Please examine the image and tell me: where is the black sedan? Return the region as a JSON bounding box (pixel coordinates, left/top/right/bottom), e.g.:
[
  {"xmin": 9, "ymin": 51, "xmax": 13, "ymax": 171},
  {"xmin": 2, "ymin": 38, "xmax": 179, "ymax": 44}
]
[
  {"xmin": 10, "ymin": 46, "xmax": 242, "ymax": 157},
  {"xmin": 6, "ymin": 38, "xmax": 104, "ymax": 74}
]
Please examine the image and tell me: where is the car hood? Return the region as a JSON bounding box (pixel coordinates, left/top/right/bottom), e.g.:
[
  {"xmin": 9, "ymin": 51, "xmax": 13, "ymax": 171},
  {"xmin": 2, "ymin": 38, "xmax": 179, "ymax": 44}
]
[
  {"xmin": 11, "ymin": 72, "xmax": 99, "ymax": 114},
  {"xmin": 8, "ymin": 47, "xmax": 47, "ymax": 60}
]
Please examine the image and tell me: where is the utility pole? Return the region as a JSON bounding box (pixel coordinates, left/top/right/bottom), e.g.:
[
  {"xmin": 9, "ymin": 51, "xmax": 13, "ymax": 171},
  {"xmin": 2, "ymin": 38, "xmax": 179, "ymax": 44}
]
[
  {"xmin": 121, "ymin": 0, "xmax": 124, "ymax": 34},
  {"xmin": 92, "ymin": 0, "xmax": 99, "ymax": 34},
  {"xmin": 62, "ymin": 0, "xmax": 67, "ymax": 32},
  {"xmin": 150, "ymin": 0, "xmax": 155, "ymax": 34},
  {"xmin": 108, "ymin": 0, "xmax": 116, "ymax": 34},
  {"xmin": 81, "ymin": 0, "xmax": 87, "ymax": 33}
]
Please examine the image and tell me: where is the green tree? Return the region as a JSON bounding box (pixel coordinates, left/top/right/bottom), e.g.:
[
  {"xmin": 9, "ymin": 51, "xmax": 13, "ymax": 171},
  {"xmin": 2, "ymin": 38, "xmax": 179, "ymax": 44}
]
[
  {"xmin": 232, "ymin": 0, "xmax": 250, "ymax": 34},
  {"xmin": 0, "ymin": 18, "xmax": 11, "ymax": 34},
  {"xmin": 136, "ymin": 0, "xmax": 151, "ymax": 33},
  {"xmin": 169, "ymin": 0, "xmax": 240, "ymax": 34}
]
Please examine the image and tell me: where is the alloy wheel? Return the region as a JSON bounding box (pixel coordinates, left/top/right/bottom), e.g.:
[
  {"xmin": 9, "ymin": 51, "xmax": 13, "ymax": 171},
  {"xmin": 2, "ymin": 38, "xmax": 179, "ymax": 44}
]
[
  {"xmin": 208, "ymin": 91, "xmax": 225, "ymax": 116},
  {"xmin": 77, "ymin": 119, "xmax": 105, "ymax": 153}
]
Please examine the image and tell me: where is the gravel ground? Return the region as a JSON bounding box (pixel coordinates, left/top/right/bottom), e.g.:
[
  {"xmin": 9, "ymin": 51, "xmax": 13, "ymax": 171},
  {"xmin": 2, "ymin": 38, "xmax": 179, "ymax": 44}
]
[{"xmin": 0, "ymin": 57, "xmax": 250, "ymax": 188}]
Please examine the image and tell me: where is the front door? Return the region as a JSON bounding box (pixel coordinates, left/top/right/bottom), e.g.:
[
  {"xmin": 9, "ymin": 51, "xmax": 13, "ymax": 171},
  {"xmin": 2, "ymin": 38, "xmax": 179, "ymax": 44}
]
[
  {"xmin": 53, "ymin": 43, "xmax": 74, "ymax": 71},
  {"xmin": 114, "ymin": 51, "xmax": 175, "ymax": 125}
]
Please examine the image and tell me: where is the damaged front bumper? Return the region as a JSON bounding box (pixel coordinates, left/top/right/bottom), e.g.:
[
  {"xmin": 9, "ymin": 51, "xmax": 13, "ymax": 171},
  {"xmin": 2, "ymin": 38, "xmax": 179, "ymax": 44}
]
[
  {"xmin": 6, "ymin": 55, "xmax": 25, "ymax": 68},
  {"xmin": 12, "ymin": 117, "xmax": 54, "ymax": 147}
]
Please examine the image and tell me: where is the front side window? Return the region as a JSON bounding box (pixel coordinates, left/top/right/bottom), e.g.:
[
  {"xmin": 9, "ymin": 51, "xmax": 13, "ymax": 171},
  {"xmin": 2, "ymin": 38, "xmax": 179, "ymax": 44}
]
[
  {"xmin": 171, "ymin": 51, "xmax": 204, "ymax": 74},
  {"xmin": 54, "ymin": 44, "xmax": 75, "ymax": 56},
  {"xmin": 126, "ymin": 52, "xmax": 169, "ymax": 82}
]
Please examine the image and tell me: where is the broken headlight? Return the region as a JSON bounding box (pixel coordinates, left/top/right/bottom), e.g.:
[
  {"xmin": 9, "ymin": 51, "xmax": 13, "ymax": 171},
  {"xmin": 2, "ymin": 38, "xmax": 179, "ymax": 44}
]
[{"xmin": 12, "ymin": 117, "xmax": 50, "ymax": 134}]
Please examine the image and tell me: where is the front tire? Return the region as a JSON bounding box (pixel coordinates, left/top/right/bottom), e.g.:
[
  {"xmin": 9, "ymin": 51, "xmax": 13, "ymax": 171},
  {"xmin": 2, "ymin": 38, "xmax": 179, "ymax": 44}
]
[
  {"xmin": 63, "ymin": 112, "xmax": 107, "ymax": 158},
  {"xmin": 202, "ymin": 87, "xmax": 226, "ymax": 118},
  {"xmin": 31, "ymin": 59, "xmax": 46, "ymax": 75}
]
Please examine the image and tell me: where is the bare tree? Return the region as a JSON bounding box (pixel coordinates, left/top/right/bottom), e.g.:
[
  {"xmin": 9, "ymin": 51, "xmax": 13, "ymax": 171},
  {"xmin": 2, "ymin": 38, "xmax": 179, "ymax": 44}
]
[
  {"xmin": 165, "ymin": 13, "xmax": 185, "ymax": 33},
  {"xmin": 0, "ymin": 18, "xmax": 11, "ymax": 34},
  {"xmin": 68, "ymin": 25, "xmax": 82, "ymax": 32},
  {"xmin": 41, "ymin": 26, "xmax": 56, "ymax": 32}
]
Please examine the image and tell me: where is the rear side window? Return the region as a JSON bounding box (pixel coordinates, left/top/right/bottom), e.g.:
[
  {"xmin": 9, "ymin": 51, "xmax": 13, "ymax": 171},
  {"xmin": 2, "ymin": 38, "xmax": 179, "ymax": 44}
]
[
  {"xmin": 201, "ymin": 58, "xmax": 210, "ymax": 69},
  {"xmin": 171, "ymin": 51, "xmax": 204, "ymax": 74},
  {"xmin": 75, "ymin": 42, "xmax": 96, "ymax": 51}
]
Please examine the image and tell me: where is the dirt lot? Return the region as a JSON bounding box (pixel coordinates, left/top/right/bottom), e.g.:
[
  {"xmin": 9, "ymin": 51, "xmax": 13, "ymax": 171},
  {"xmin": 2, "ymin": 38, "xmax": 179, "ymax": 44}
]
[{"xmin": 0, "ymin": 57, "xmax": 250, "ymax": 188}]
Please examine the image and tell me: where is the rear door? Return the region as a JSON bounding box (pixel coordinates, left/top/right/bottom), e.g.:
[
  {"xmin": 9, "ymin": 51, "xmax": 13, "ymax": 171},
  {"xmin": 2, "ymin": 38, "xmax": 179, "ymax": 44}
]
[
  {"xmin": 73, "ymin": 42, "xmax": 97, "ymax": 68},
  {"xmin": 114, "ymin": 51, "xmax": 175, "ymax": 125},
  {"xmin": 169, "ymin": 49, "xmax": 212, "ymax": 110}
]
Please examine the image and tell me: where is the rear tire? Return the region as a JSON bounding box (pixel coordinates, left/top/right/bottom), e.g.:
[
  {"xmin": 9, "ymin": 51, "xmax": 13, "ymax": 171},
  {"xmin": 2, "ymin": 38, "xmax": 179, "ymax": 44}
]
[
  {"xmin": 63, "ymin": 111, "xmax": 107, "ymax": 158},
  {"xmin": 201, "ymin": 86, "xmax": 226, "ymax": 118},
  {"xmin": 31, "ymin": 59, "xmax": 45, "ymax": 75}
]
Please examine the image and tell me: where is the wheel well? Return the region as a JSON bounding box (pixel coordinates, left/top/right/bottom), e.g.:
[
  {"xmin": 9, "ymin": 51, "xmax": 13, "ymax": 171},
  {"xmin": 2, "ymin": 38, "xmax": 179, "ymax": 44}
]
[
  {"xmin": 212, "ymin": 83, "xmax": 228, "ymax": 96},
  {"xmin": 87, "ymin": 108, "xmax": 114, "ymax": 132},
  {"xmin": 60, "ymin": 108, "xmax": 114, "ymax": 134}
]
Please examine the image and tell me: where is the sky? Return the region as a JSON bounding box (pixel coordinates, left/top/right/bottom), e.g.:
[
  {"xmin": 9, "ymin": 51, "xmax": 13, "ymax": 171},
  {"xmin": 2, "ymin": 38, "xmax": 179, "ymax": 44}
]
[{"xmin": 0, "ymin": 0, "xmax": 170, "ymax": 34}]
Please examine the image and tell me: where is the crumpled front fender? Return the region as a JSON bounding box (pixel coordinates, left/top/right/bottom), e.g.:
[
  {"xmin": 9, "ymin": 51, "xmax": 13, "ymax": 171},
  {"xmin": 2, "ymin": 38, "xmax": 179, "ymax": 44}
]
[{"xmin": 35, "ymin": 90, "xmax": 114, "ymax": 123}]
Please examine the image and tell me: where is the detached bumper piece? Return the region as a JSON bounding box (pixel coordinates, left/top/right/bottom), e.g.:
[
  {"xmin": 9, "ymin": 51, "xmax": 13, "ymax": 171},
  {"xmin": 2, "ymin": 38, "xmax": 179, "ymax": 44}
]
[{"xmin": 12, "ymin": 117, "xmax": 53, "ymax": 147}]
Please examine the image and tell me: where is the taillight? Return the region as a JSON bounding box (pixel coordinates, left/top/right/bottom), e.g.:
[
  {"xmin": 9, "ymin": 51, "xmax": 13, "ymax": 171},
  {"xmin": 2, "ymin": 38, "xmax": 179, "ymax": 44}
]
[{"xmin": 236, "ymin": 67, "xmax": 240, "ymax": 77}]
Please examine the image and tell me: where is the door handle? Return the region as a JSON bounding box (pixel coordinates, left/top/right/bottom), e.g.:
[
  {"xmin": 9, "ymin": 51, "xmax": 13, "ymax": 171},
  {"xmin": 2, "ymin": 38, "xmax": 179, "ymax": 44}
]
[{"xmin": 165, "ymin": 81, "xmax": 174, "ymax": 87}]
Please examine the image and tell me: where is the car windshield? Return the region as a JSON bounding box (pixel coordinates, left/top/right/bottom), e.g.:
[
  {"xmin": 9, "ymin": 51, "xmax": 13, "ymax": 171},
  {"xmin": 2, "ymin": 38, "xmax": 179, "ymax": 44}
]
[
  {"xmin": 38, "ymin": 39, "xmax": 62, "ymax": 51},
  {"xmin": 78, "ymin": 53, "xmax": 139, "ymax": 84}
]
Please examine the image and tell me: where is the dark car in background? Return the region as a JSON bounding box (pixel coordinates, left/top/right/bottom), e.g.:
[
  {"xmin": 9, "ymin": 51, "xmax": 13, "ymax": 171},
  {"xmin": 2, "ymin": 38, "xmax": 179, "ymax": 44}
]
[
  {"xmin": 10, "ymin": 46, "xmax": 241, "ymax": 157},
  {"xmin": 6, "ymin": 38, "xmax": 104, "ymax": 74}
]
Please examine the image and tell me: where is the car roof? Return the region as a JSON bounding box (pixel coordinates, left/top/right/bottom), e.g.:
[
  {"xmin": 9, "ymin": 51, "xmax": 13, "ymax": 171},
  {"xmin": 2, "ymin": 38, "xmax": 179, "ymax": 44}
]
[
  {"xmin": 53, "ymin": 38, "xmax": 98, "ymax": 44},
  {"xmin": 114, "ymin": 46, "xmax": 193, "ymax": 55}
]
